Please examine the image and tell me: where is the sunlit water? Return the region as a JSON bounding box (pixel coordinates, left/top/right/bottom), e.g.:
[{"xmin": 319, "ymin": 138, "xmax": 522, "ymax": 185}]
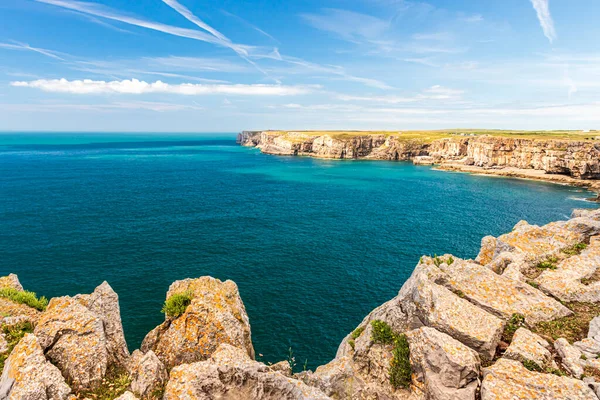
[{"xmin": 1, "ymin": 133, "xmax": 597, "ymax": 369}]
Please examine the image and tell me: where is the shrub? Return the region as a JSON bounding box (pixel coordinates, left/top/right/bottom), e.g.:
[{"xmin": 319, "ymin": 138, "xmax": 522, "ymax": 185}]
[
  {"xmin": 351, "ymin": 326, "xmax": 365, "ymax": 340},
  {"xmin": 563, "ymin": 243, "xmax": 587, "ymax": 256},
  {"xmin": 536, "ymin": 256, "xmax": 558, "ymax": 271},
  {"xmin": 390, "ymin": 334, "xmax": 412, "ymax": 389},
  {"xmin": 371, "ymin": 320, "xmax": 396, "ymax": 345},
  {"xmin": 161, "ymin": 291, "xmax": 193, "ymax": 318},
  {"xmin": 0, "ymin": 288, "xmax": 48, "ymax": 311}
]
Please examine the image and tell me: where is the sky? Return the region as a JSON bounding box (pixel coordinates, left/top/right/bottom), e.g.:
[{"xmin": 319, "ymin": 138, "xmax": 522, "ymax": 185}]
[{"xmin": 1, "ymin": 0, "xmax": 599, "ymax": 132}]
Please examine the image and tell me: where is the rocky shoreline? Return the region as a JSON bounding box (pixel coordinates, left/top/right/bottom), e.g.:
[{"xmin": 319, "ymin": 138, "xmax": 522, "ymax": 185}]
[
  {"xmin": 237, "ymin": 131, "xmax": 600, "ymax": 198},
  {"xmin": 4, "ymin": 209, "xmax": 600, "ymax": 398}
]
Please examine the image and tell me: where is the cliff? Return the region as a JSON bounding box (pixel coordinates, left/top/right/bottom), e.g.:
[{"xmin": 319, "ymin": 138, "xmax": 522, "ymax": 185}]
[
  {"xmin": 3, "ymin": 209, "xmax": 600, "ymax": 399},
  {"xmin": 238, "ymin": 132, "xmax": 600, "ymax": 191}
]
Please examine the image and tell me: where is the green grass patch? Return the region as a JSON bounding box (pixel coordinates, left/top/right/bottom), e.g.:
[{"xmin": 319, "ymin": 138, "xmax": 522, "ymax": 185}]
[
  {"xmin": 526, "ymin": 280, "xmax": 540, "ymax": 289},
  {"xmin": 562, "ymin": 243, "xmax": 587, "ymax": 256},
  {"xmin": 370, "ymin": 320, "xmax": 412, "ymax": 389},
  {"xmin": 0, "ymin": 321, "xmax": 34, "ymax": 374},
  {"xmin": 534, "ymin": 302, "xmax": 600, "ymax": 343},
  {"xmin": 522, "ymin": 359, "xmax": 543, "ymax": 372},
  {"xmin": 349, "ymin": 326, "xmax": 366, "ymax": 350},
  {"xmin": 536, "ymin": 256, "xmax": 559, "ymax": 271},
  {"xmin": 502, "ymin": 313, "xmax": 526, "ymax": 343},
  {"xmin": 0, "ymin": 287, "xmax": 48, "ymax": 311},
  {"xmin": 161, "ymin": 291, "xmax": 193, "ymax": 318}
]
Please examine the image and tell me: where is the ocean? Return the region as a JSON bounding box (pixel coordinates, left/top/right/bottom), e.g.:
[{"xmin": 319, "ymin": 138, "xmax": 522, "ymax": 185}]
[{"xmin": 0, "ymin": 132, "xmax": 597, "ymax": 369}]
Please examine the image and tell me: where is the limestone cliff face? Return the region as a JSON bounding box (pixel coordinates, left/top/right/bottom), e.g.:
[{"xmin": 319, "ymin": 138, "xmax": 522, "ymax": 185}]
[{"xmin": 238, "ymin": 132, "xmax": 600, "ymax": 180}]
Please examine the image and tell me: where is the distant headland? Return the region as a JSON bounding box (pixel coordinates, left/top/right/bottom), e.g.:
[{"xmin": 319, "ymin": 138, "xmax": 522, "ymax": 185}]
[{"xmin": 238, "ymin": 130, "xmax": 600, "ymax": 200}]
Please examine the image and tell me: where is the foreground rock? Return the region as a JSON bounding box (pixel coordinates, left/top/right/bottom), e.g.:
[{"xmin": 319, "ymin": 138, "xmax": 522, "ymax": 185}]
[
  {"xmin": 142, "ymin": 276, "xmax": 254, "ymax": 369},
  {"xmin": 0, "ymin": 334, "xmax": 72, "ymax": 400},
  {"xmin": 481, "ymin": 358, "xmax": 597, "ymax": 399},
  {"xmin": 164, "ymin": 344, "xmax": 330, "ymax": 399},
  {"xmin": 33, "ymin": 282, "xmax": 129, "ymax": 390},
  {"xmin": 127, "ymin": 350, "xmax": 168, "ymax": 398},
  {"xmin": 503, "ymin": 328, "xmax": 554, "ymax": 370}
]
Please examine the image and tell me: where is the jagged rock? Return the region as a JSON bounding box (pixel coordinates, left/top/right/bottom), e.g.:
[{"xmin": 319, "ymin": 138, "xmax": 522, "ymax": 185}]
[
  {"xmin": 114, "ymin": 391, "xmax": 139, "ymax": 400},
  {"xmin": 572, "ymin": 209, "xmax": 600, "ymax": 220},
  {"xmin": 0, "ymin": 274, "xmax": 23, "ymax": 291},
  {"xmin": 574, "ymin": 338, "xmax": 600, "ymax": 359},
  {"xmin": 0, "ymin": 334, "xmax": 8, "ymax": 355},
  {"xmin": 481, "ymin": 358, "xmax": 597, "ymax": 399},
  {"xmin": 34, "ymin": 282, "xmax": 128, "ymax": 390},
  {"xmin": 141, "ymin": 277, "xmax": 254, "ymax": 369},
  {"xmin": 435, "ymin": 258, "xmax": 571, "ymax": 324},
  {"xmin": 0, "ymin": 334, "xmax": 72, "ymax": 400},
  {"xmin": 163, "ymin": 344, "xmax": 330, "ymax": 400},
  {"xmin": 503, "ymin": 328, "xmax": 553, "ymax": 369},
  {"xmin": 75, "ymin": 281, "xmax": 129, "ymax": 366},
  {"xmin": 589, "ymin": 316, "xmax": 600, "ymax": 342},
  {"xmin": 536, "ymin": 239, "xmax": 600, "ymax": 302},
  {"xmin": 476, "ymin": 236, "xmax": 497, "ymax": 266},
  {"xmin": 406, "ymin": 327, "xmax": 480, "ymax": 400},
  {"xmin": 494, "ymin": 220, "xmax": 584, "ymax": 264},
  {"xmin": 127, "ymin": 350, "xmax": 168, "ymax": 399},
  {"xmin": 269, "ymin": 361, "xmax": 292, "ymax": 377},
  {"xmin": 555, "ymin": 338, "xmax": 585, "ymax": 378}
]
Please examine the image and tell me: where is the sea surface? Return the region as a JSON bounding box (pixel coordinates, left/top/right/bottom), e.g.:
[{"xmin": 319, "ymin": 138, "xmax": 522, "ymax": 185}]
[{"xmin": 1, "ymin": 132, "xmax": 598, "ymax": 369}]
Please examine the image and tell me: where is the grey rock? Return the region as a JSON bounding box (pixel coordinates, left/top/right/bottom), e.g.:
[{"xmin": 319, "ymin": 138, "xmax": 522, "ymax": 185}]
[
  {"xmin": 127, "ymin": 350, "xmax": 168, "ymax": 399},
  {"xmin": 555, "ymin": 338, "xmax": 585, "ymax": 379},
  {"xmin": 503, "ymin": 328, "xmax": 553, "ymax": 370}
]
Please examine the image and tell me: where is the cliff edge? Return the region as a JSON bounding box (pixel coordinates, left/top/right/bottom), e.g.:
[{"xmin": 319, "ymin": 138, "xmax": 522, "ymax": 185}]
[{"xmin": 4, "ymin": 209, "xmax": 600, "ymax": 399}]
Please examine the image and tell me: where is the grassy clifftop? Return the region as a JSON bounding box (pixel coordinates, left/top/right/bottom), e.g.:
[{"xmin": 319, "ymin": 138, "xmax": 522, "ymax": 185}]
[{"xmin": 265, "ymin": 129, "xmax": 600, "ymax": 143}]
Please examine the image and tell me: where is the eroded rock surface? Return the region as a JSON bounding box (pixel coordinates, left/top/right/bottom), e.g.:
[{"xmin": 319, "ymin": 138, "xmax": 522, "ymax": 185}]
[
  {"xmin": 33, "ymin": 282, "xmax": 128, "ymax": 390},
  {"xmin": 164, "ymin": 344, "xmax": 330, "ymax": 400},
  {"xmin": 141, "ymin": 276, "xmax": 254, "ymax": 370},
  {"xmin": 127, "ymin": 350, "xmax": 168, "ymax": 399},
  {"xmin": 503, "ymin": 328, "xmax": 553, "ymax": 369},
  {"xmin": 0, "ymin": 334, "xmax": 72, "ymax": 400},
  {"xmin": 481, "ymin": 358, "xmax": 597, "ymax": 399}
]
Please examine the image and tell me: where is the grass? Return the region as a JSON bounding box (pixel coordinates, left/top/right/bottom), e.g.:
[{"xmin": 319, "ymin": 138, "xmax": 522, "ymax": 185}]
[
  {"xmin": 348, "ymin": 326, "xmax": 366, "ymax": 350},
  {"xmin": 536, "ymin": 256, "xmax": 559, "ymax": 271},
  {"xmin": 0, "ymin": 287, "xmax": 48, "ymax": 311},
  {"xmin": 562, "ymin": 243, "xmax": 587, "ymax": 256},
  {"xmin": 502, "ymin": 313, "xmax": 526, "ymax": 343},
  {"xmin": 161, "ymin": 291, "xmax": 193, "ymax": 318},
  {"xmin": 77, "ymin": 366, "xmax": 131, "ymax": 400},
  {"xmin": 522, "ymin": 359, "xmax": 543, "ymax": 372},
  {"xmin": 527, "ymin": 280, "xmax": 540, "ymax": 289},
  {"xmin": 534, "ymin": 302, "xmax": 600, "ymax": 343},
  {"xmin": 0, "ymin": 321, "xmax": 34, "ymax": 374},
  {"xmin": 263, "ymin": 129, "xmax": 600, "ymax": 143},
  {"xmin": 370, "ymin": 320, "xmax": 412, "ymax": 389}
]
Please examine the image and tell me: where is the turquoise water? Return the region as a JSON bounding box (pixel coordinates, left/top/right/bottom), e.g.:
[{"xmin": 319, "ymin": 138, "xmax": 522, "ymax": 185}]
[{"xmin": 0, "ymin": 133, "xmax": 597, "ymax": 369}]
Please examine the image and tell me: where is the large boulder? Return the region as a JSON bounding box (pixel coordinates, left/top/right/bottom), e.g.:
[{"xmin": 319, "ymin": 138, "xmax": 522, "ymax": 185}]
[
  {"xmin": 406, "ymin": 327, "xmax": 480, "ymax": 400},
  {"xmin": 33, "ymin": 282, "xmax": 128, "ymax": 390},
  {"xmin": 536, "ymin": 238, "xmax": 600, "ymax": 303},
  {"xmin": 481, "ymin": 358, "xmax": 596, "ymax": 399},
  {"xmin": 141, "ymin": 277, "xmax": 254, "ymax": 369},
  {"xmin": 127, "ymin": 350, "xmax": 168, "ymax": 399},
  {"xmin": 435, "ymin": 258, "xmax": 572, "ymax": 324},
  {"xmin": 163, "ymin": 344, "xmax": 330, "ymax": 400},
  {"xmin": 503, "ymin": 328, "xmax": 553, "ymax": 370},
  {"xmin": 0, "ymin": 333, "xmax": 72, "ymax": 400}
]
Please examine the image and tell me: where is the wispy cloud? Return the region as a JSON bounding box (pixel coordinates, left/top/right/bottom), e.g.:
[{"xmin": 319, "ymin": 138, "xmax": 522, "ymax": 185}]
[
  {"xmin": 530, "ymin": 0, "xmax": 557, "ymax": 43},
  {"xmin": 3, "ymin": 101, "xmax": 205, "ymax": 112},
  {"xmin": 221, "ymin": 10, "xmax": 278, "ymax": 43},
  {"xmin": 0, "ymin": 41, "xmax": 65, "ymax": 60},
  {"xmin": 11, "ymin": 78, "xmax": 318, "ymax": 96},
  {"xmin": 300, "ymin": 9, "xmax": 389, "ymax": 42}
]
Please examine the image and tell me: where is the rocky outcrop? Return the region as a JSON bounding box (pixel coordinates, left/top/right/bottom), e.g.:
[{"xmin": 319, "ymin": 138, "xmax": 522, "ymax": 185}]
[
  {"xmin": 141, "ymin": 276, "xmax": 254, "ymax": 369},
  {"xmin": 481, "ymin": 358, "xmax": 597, "ymax": 399},
  {"xmin": 0, "ymin": 275, "xmax": 23, "ymax": 291},
  {"xmin": 127, "ymin": 350, "xmax": 168, "ymax": 399},
  {"xmin": 0, "ymin": 334, "xmax": 72, "ymax": 400},
  {"xmin": 33, "ymin": 282, "xmax": 128, "ymax": 390},
  {"xmin": 6, "ymin": 208, "xmax": 600, "ymax": 399},
  {"xmin": 164, "ymin": 344, "xmax": 329, "ymax": 400}
]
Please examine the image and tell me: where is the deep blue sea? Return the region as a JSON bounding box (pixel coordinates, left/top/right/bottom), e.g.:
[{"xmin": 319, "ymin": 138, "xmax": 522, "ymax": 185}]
[{"xmin": 1, "ymin": 132, "xmax": 597, "ymax": 369}]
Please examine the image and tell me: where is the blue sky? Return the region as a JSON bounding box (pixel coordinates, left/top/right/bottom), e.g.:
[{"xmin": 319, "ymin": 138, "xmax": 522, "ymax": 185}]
[{"xmin": 1, "ymin": 0, "xmax": 599, "ymax": 132}]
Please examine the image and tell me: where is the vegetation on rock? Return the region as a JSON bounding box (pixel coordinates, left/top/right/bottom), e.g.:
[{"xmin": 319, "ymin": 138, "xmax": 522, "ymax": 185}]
[
  {"xmin": 562, "ymin": 242, "xmax": 588, "ymax": 256},
  {"xmin": 370, "ymin": 320, "xmax": 412, "ymax": 389},
  {"xmin": 161, "ymin": 291, "xmax": 193, "ymax": 318},
  {"xmin": 534, "ymin": 302, "xmax": 600, "ymax": 342},
  {"xmin": 0, "ymin": 287, "xmax": 48, "ymax": 311},
  {"xmin": 0, "ymin": 321, "xmax": 34, "ymax": 373},
  {"xmin": 502, "ymin": 313, "xmax": 526, "ymax": 343},
  {"xmin": 77, "ymin": 366, "xmax": 131, "ymax": 400}
]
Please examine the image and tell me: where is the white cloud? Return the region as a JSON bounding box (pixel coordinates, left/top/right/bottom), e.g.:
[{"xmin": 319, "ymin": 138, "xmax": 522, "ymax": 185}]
[
  {"xmin": 300, "ymin": 9, "xmax": 389, "ymax": 41},
  {"xmin": 422, "ymin": 85, "xmax": 465, "ymax": 99},
  {"xmin": 530, "ymin": 0, "xmax": 557, "ymax": 43},
  {"xmin": 11, "ymin": 78, "xmax": 317, "ymax": 96}
]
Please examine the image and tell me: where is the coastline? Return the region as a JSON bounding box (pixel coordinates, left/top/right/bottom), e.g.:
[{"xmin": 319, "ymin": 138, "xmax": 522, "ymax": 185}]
[{"xmin": 238, "ymin": 130, "xmax": 600, "ymax": 201}]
